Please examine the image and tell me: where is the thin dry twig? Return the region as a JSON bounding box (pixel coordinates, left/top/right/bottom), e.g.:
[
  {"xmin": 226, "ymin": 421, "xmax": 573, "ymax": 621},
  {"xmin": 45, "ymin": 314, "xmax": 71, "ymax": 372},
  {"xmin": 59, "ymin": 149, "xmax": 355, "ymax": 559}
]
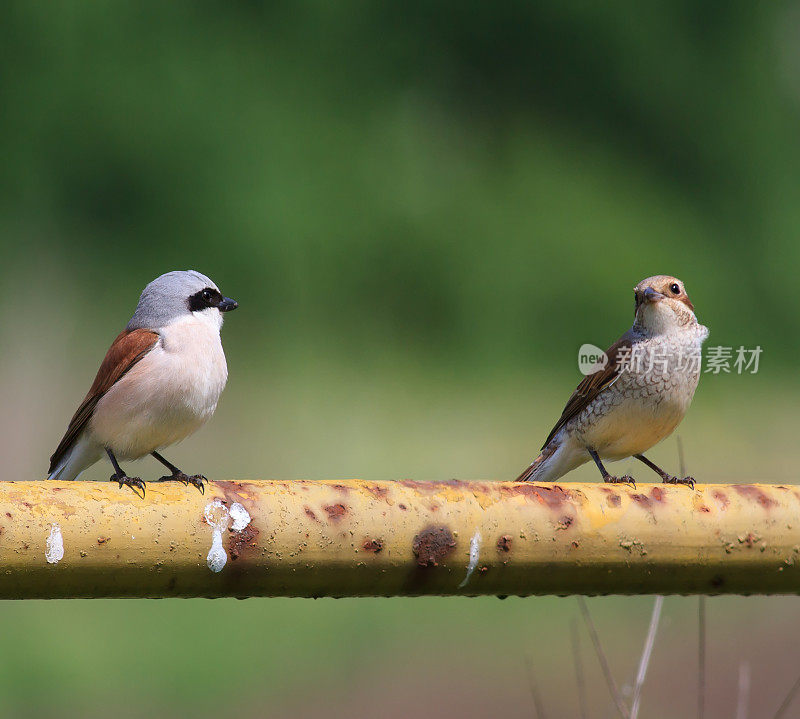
[
  {"xmin": 524, "ymin": 653, "xmax": 548, "ymax": 719},
  {"xmin": 678, "ymin": 436, "xmax": 707, "ymax": 719},
  {"xmin": 629, "ymin": 595, "xmax": 663, "ymax": 719},
  {"xmin": 677, "ymin": 435, "xmax": 687, "ymax": 479},
  {"xmin": 736, "ymin": 661, "xmax": 750, "ymax": 719},
  {"xmin": 698, "ymin": 596, "xmax": 706, "ymax": 719},
  {"xmin": 571, "ymin": 619, "xmax": 588, "ymax": 719},
  {"xmin": 577, "ymin": 596, "xmax": 629, "ymax": 719},
  {"xmin": 774, "ymin": 673, "xmax": 800, "ymax": 719}
]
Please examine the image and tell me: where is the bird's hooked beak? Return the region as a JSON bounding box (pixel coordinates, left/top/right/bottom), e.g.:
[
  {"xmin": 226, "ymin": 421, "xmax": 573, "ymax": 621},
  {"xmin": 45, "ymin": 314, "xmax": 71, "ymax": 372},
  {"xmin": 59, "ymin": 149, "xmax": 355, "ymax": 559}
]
[
  {"xmin": 636, "ymin": 287, "xmax": 664, "ymax": 307},
  {"xmin": 634, "ymin": 286, "xmax": 665, "ymax": 311},
  {"xmin": 218, "ymin": 297, "xmax": 238, "ymax": 312},
  {"xmin": 642, "ymin": 287, "xmax": 665, "ymax": 303}
]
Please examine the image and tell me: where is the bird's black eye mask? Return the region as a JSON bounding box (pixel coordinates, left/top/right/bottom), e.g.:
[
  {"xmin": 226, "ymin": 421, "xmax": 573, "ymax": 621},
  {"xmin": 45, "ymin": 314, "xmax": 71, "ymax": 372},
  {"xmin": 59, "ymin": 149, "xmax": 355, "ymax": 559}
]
[{"xmin": 188, "ymin": 287, "xmax": 223, "ymax": 312}]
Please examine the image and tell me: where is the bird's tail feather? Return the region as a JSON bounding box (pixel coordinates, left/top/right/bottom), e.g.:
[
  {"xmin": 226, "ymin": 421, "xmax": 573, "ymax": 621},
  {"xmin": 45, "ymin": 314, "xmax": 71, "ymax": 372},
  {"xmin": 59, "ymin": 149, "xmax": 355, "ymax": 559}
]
[
  {"xmin": 47, "ymin": 436, "xmax": 101, "ymax": 482},
  {"xmin": 514, "ymin": 439, "xmax": 568, "ymax": 482},
  {"xmin": 514, "ymin": 452, "xmax": 547, "ymax": 482}
]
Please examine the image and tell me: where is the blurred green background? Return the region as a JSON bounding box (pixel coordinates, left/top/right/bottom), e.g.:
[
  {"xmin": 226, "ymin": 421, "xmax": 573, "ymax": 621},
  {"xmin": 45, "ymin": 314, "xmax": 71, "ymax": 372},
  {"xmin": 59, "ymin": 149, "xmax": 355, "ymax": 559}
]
[{"xmin": 1, "ymin": 2, "xmax": 799, "ymax": 717}]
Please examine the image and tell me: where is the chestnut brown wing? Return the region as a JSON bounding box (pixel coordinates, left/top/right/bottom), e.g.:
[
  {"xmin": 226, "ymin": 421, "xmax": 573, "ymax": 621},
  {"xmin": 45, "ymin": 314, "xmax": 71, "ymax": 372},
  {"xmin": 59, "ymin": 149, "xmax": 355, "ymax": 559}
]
[
  {"xmin": 48, "ymin": 328, "xmax": 159, "ymax": 474},
  {"xmin": 540, "ymin": 334, "xmax": 633, "ymax": 449}
]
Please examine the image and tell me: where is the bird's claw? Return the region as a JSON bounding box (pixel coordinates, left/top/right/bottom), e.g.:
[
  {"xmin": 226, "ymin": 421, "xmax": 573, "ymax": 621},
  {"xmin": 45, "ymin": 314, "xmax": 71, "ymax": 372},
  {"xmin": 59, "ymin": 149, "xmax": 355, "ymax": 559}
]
[
  {"xmin": 186, "ymin": 474, "xmax": 206, "ymax": 494},
  {"xmin": 110, "ymin": 474, "xmax": 146, "ymax": 498},
  {"xmin": 663, "ymin": 475, "xmax": 696, "ymax": 489},
  {"xmin": 604, "ymin": 475, "xmax": 636, "ymax": 489},
  {"xmin": 156, "ymin": 472, "xmax": 187, "ymax": 486},
  {"xmin": 156, "ymin": 472, "xmax": 206, "ymax": 494}
]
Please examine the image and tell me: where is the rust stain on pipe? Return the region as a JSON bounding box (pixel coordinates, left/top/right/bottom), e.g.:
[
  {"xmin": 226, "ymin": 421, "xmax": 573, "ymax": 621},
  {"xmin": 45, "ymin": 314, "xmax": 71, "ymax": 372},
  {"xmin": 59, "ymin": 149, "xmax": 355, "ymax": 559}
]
[
  {"xmin": 0, "ymin": 480, "xmax": 798, "ymax": 598},
  {"xmin": 412, "ymin": 526, "xmax": 457, "ymax": 567}
]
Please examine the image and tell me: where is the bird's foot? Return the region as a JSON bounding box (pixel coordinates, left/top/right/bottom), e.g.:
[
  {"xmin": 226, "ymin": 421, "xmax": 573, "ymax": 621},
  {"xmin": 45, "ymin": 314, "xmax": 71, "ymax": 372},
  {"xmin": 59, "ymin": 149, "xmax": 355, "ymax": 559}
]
[
  {"xmin": 156, "ymin": 471, "xmax": 206, "ymax": 494},
  {"xmin": 110, "ymin": 473, "xmax": 146, "ymax": 498},
  {"xmin": 604, "ymin": 474, "xmax": 636, "ymax": 489},
  {"xmin": 662, "ymin": 475, "xmax": 696, "ymax": 490}
]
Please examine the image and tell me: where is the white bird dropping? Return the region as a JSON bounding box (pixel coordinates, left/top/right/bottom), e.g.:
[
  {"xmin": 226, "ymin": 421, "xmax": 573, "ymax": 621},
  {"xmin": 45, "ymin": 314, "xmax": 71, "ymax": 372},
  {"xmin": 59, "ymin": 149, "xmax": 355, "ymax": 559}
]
[
  {"xmin": 458, "ymin": 530, "xmax": 482, "ymax": 588},
  {"xmin": 229, "ymin": 502, "xmax": 251, "ymax": 532},
  {"xmin": 204, "ymin": 499, "xmax": 229, "ymax": 573},
  {"xmin": 45, "ymin": 523, "xmax": 64, "ymax": 564}
]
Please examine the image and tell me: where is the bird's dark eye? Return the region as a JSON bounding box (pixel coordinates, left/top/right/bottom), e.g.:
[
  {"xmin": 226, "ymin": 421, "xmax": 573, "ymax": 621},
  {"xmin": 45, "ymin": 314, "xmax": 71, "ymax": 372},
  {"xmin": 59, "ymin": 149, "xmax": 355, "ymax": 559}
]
[
  {"xmin": 188, "ymin": 287, "xmax": 220, "ymax": 312},
  {"xmin": 669, "ymin": 283, "xmax": 680, "ymax": 295}
]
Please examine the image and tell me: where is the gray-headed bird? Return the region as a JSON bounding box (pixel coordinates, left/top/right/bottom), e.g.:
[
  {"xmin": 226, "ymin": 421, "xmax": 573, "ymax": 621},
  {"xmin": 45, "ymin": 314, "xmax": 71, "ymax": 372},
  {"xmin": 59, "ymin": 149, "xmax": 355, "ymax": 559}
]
[
  {"xmin": 48, "ymin": 270, "xmax": 238, "ymax": 494},
  {"xmin": 516, "ymin": 275, "xmax": 708, "ymax": 487}
]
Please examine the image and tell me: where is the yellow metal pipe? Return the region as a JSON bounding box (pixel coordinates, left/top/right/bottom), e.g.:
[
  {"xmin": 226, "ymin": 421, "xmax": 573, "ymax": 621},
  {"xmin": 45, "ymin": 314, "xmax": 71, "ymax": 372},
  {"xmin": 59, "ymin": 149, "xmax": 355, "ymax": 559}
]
[{"xmin": 0, "ymin": 480, "xmax": 798, "ymax": 598}]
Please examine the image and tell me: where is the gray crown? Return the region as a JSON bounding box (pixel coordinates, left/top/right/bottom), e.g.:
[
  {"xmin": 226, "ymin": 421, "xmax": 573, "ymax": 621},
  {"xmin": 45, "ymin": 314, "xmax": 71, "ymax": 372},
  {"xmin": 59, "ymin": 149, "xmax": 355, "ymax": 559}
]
[{"xmin": 127, "ymin": 270, "xmax": 218, "ymax": 330}]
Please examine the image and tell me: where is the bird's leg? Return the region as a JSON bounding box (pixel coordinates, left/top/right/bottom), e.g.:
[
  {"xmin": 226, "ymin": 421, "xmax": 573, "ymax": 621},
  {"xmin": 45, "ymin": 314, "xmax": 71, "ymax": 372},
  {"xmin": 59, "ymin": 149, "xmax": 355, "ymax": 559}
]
[
  {"xmin": 151, "ymin": 451, "xmax": 206, "ymax": 494},
  {"xmin": 588, "ymin": 448, "xmax": 635, "ymax": 488},
  {"xmin": 106, "ymin": 449, "xmax": 146, "ymax": 497},
  {"xmin": 635, "ymin": 454, "xmax": 695, "ymax": 489}
]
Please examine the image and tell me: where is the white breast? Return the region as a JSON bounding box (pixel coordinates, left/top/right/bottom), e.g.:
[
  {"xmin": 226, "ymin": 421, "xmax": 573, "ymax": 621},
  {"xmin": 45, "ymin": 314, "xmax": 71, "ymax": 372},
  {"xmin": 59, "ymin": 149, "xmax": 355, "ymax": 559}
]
[
  {"xmin": 575, "ymin": 323, "xmax": 707, "ymax": 460},
  {"xmin": 89, "ymin": 312, "xmax": 228, "ymax": 460}
]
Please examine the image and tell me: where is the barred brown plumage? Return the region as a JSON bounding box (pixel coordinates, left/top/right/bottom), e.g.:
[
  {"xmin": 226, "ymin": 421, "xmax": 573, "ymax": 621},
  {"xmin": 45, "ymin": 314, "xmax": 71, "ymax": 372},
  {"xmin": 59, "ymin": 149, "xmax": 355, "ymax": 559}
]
[{"xmin": 516, "ymin": 275, "xmax": 708, "ymax": 485}]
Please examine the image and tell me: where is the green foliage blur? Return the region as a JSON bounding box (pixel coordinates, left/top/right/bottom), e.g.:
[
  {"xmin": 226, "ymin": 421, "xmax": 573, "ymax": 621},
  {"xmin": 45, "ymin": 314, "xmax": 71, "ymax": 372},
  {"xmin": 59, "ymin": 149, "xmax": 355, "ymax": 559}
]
[
  {"xmin": 3, "ymin": 1, "xmax": 799, "ymax": 369},
  {"xmin": 1, "ymin": 3, "xmax": 799, "ymax": 718}
]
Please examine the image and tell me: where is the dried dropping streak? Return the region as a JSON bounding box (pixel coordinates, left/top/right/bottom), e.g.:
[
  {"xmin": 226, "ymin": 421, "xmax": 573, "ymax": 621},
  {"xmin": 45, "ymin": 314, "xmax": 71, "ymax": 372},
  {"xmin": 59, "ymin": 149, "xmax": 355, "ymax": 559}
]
[{"xmin": 45, "ymin": 523, "xmax": 64, "ymax": 564}]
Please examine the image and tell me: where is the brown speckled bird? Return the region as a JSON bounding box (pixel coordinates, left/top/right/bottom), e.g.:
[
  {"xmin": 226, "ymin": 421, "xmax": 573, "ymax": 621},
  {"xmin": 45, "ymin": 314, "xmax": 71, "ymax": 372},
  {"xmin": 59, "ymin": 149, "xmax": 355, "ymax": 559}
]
[{"xmin": 516, "ymin": 275, "xmax": 708, "ymax": 487}]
